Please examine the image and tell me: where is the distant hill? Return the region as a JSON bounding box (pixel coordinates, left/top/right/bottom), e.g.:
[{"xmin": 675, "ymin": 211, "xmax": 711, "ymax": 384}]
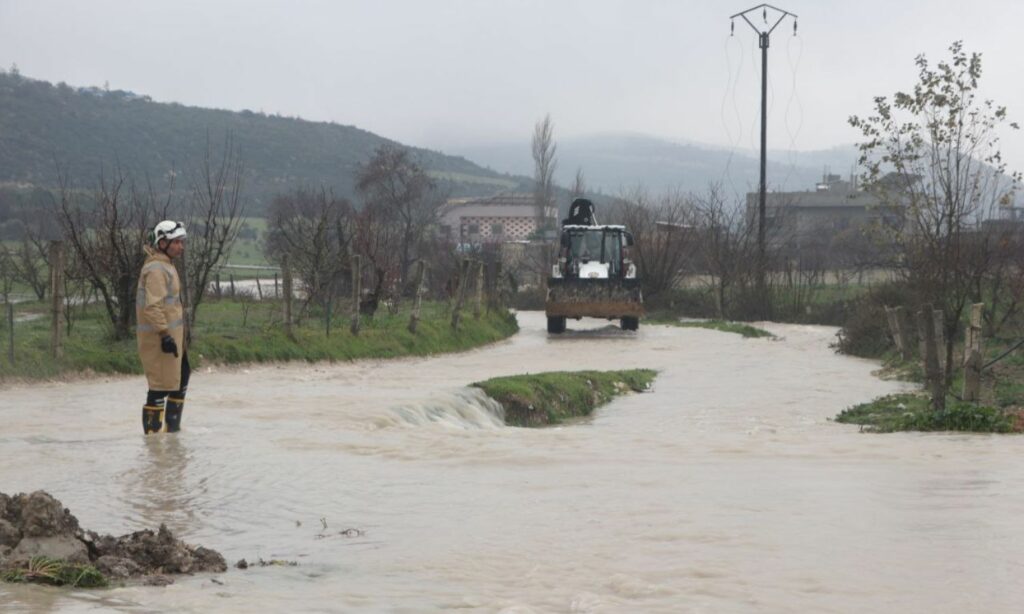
[
  {"xmin": 0, "ymin": 72, "xmax": 529, "ymax": 212},
  {"xmin": 445, "ymin": 133, "xmax": 860, "ymax": 201}
]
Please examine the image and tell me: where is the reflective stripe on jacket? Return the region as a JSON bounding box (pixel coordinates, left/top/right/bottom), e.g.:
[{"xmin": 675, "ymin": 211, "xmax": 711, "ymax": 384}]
[{"xmin": 136, "ymin": 246, "xmax": 185, "ymax": 391}]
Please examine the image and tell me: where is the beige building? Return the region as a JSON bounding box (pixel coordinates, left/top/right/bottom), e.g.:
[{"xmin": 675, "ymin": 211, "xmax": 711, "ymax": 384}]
[{"xmin": 440, "ymin": 192, "xmax": 556, "ymax": 244}]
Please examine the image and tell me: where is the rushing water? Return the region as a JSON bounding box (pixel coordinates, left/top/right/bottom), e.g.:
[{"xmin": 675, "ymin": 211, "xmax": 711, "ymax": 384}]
[{"xmin": 1, "ymin": 312, "xmax": 1022, "ymax": 613}]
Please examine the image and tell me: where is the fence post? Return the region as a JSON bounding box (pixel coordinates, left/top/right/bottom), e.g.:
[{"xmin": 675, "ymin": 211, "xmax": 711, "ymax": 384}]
[
  {"xmin": 229, "ymin": 274, "xmax": 236, "ymax": 298},
  {"xmin": 473, "ymin": 260, "xmax": 484, "ymax": 320},
  {"xmin": 894, "ymin": 306, "xmax": 913, "ymax": 361},
  {"xmin": 916, "ymin": 305, "xmax": 945, "ymax": 411},
  {"xmin": 350, "ymin": 255, "xmax": 362, "ymax": 336},
  {"xmin": 6, "ymin": 302, "xmax": 13, "ymax": 365},
  {"xmin": 282, "ymin": 256, "xmax": 294, "ymax": 340},
  {"xmin": 274, "ymin": 273, "xmax": 279, "ymax": 299},
  {"xmin": 933, "ymin": 308, "xmax": 946, "ymax": 384},
  {"xmin": 49, "ymin": 240, "xmax": 64, "ymax": 360},
  {"xmin": 884, "ymin": 306, "xmax": 902, "ymax": 355},
  {"xmin": 962, "ymin": 303, "xmax": 984, "ymax": 402},
  {"xmin": 255, "ymin": 276, "xmax": 263, "ymax": 301},
  {"xmin": 490, "ymin": 261, "xmax": 502, "ymax": 311},
  {"xmin": 408, "ymin": 260, "xmax": 427, "ymax": 334},
  {"xmin": 451, "ymin": 258, "xmax": 470, "ymax": 331},
  {"xmin": 325, "ymin": 288, "xmax": 332, "ymax": 338}
]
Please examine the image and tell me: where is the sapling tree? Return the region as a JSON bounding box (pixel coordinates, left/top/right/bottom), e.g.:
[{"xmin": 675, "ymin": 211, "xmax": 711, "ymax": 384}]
[{"xmin": 849, "ymin": 41, "xmax": 1020, "ymax": 386}]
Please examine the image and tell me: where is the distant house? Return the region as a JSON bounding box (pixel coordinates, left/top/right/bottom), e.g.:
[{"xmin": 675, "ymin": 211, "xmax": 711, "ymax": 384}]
[
  {"xmin": 439, "ymin": 192, "xmax": 556, "ymax": 244},
  {"xmin": 745, "ymin": 174, "xmax": 891, "ymax": 246}
]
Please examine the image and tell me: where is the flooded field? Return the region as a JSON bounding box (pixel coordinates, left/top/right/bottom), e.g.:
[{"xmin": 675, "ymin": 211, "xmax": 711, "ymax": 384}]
[{"xmin": 2, "ymin": 312, "xmax": 1022, "ymax": 613}]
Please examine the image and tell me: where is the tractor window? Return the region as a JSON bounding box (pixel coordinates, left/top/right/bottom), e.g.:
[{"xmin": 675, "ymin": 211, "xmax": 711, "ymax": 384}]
[{"xmin": 567, "ymin": 229, "xmax": 622, "ymax": 275}]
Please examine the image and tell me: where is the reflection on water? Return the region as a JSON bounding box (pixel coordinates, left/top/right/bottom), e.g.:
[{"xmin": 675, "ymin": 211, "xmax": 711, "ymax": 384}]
[
  {"xmin": 1, "ymin": 312, "xmax": 1023, "ymax": 612},
  {"xmin": 124, "ymin": 435, "xmax": 197, "ymax": 535}
]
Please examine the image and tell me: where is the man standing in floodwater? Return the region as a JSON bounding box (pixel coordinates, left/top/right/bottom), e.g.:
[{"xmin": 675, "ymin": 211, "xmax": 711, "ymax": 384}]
[{"xmin": 137, "ymin": 221, "xmax": 189, "ymax": 434}]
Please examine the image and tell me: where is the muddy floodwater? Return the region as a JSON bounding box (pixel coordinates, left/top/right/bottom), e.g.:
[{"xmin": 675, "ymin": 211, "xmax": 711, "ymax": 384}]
[{"xmin": 2, "ymin": 312, "xmax": 1023, "ymax": 612}]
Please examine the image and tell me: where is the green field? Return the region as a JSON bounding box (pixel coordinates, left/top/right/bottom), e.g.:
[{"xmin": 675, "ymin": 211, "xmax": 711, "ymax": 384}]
[{"xmin": 0, "ymin": 298, "xmax": 517, "ymax": 382}]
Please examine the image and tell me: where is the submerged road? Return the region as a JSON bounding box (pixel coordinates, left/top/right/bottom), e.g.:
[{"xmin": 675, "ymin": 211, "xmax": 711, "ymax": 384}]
[{"xmin": 1, "ymin": 312, "xmax": 1022, "ymax": 613}]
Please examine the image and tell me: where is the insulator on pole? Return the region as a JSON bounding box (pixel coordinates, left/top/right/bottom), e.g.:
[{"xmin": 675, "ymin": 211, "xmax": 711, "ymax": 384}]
[
  {"xmin": 794, "ymin": 20, "xmax": 798, "ymax": 35},
  {"xmin": 731, "ymin": 20, "xmax": 735, "ymax": 35},
  {"xmin": 763, "ymin": 7, "xmax": 767, "ymax": 22}
]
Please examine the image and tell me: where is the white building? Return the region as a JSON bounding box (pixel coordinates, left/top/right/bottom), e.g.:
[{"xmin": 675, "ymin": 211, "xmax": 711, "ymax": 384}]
[{"xmin": 440, "ymin": 192, "xmax": 556, "ymax": 244}]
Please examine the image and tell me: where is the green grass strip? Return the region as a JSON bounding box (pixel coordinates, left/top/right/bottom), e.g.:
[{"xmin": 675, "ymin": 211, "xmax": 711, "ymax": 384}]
[
  {"xmin": 473, "ymin": 369, "xmax": 657, "ymax": 427},
  {"xmin": 835, "ymin": 392, "xmax": 1016, "ymax": 433},
  {"xmin": 648, "ymin": 316, "xmax": 774, "ymax": 338}
]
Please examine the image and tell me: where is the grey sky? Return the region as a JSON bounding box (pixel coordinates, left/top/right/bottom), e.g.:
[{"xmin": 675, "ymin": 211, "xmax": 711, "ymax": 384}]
[{"xmin": 2, "ymin": 0, "xmax": 1023, "ymax": 171}]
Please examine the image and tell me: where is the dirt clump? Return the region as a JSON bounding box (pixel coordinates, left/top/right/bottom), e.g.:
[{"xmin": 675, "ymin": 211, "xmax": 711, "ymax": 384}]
[{"xmin": 1, "ymin": 490, "xmax": 226, "ymax": 586}]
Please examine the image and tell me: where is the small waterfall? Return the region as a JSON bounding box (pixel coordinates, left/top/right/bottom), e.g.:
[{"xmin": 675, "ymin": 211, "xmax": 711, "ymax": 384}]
[{"xmin": 385, "ymin": 388, "xmax": 506, "ymax": 429}]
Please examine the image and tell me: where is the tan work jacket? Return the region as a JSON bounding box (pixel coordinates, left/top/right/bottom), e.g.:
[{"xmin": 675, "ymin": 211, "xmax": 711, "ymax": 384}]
[{"xmin": 136, "ymin": 246, "xmax": 186, "ymax": 391}]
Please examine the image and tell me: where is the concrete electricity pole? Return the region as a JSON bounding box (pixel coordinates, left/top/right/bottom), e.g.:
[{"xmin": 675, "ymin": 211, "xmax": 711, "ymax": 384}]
[{"xmin": 730, "ymin": 3, "xmax": 798, "ymax": 316}]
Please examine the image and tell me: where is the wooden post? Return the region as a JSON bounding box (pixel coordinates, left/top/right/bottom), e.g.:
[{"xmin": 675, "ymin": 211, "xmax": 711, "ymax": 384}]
[
  {"xmin": 274, "ymin": 273, "xmax": 279, "ymax": 299},
  {"xmin": 6, "ymin": 301, "xmax": 13, "ymax": 364},
  {"xmin": 884, "ymin": 306, "xmax": 902, "ymax": 355},
  {"xmin": 962, "ymin": 303, "xmax": 984, "ymax": 402},
  {"xmin": 490, "ymin": 261, "xmax": 503, "ymax": 311},
  {"xmin": 215, "ymin": 273, "xmax": 222, "ymax": 298},
  {"xmin": 916, "ymin": 305, "xmax": 945, "ymax": 412},
  {"xmin": 473, "ymin": 260, "xmax": 484, "ymax": 320},
  {"xmin": 350, "ymin": 255, "xmax": 362, "ymax": 336},
  {"xmin": 325, "ymin": 291, "xmax": 332, "ymax": 338},
  {"xmin": 255, "ymin": 276, "xmax": 263, "ymax": 301},
  {"xmin": 451, "ymin": 258, "xmax": 470, "ymax": 330},
  {"xmin": 408, "ymin": 260, "xmax": 427, "ymax": 334},
  {"xmin": 282, "ymin": 256, "xmax": 294, "ymax": 340},
  {"xmin": 229, "ymin": 274, "xmax": 236, "ymax": 297},
  {"xmin": 933, "ymin": 308, "xmax": 946, "ymax": 384},
  {"xmin": 49, "ymin": 241, "xmax": 64, "ymax": 360},
  {"xmin": 894, "ymin": 306, "xmax": 913, "ymax": 361}
]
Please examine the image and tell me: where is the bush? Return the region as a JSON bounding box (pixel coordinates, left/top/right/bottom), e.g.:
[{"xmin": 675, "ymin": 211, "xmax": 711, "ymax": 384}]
[{"xmin": 834, "ymin": 282, "xmax": 916, "ymax": 358}]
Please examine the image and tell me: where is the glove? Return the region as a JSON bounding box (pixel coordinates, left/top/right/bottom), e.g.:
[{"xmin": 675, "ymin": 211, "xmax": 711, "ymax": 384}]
[{"xmin": 160, "ymin": 334, "xmax": 179, "ymax": 358}]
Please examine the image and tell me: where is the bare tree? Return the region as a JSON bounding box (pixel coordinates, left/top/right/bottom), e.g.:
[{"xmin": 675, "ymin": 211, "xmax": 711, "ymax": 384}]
[
  {"xmin": 692, "ymin": 187, "xmax": 757, "ymax": 318},
  {"xmin": 10, "ymin": 230, "xmax": 49, "ymax": 301},
  {"xmin": 182, "ymin": 133, "xmax": 247, "ymax": 332},
  {"xmin": 849, "ymin": 41, "xmax": 1021, "ymax": 385},
  {"xmin": 355, "ymin": 144, "xmax": 444, "ymax": 288},
  {"xmin": 531, "ymin": 114, "xmax": 558, "ymax": 235},
  {"xmin": 265, "ymin": 187, "xmax": 354, "ymax": 315},
  {"xmin": 570, "ymin": 167, "xmax": 587, "ymax": 199},
  {"xmin": 55, "ymin": 168, "xmax": 168, "ymax": 339},
  {"xmin": 608, "ymin": 188, "xmax": 697, "ymax": 304}
]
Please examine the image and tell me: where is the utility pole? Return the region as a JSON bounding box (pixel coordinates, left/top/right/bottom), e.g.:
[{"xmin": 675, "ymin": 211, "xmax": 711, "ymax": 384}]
[{"xmin": 730, "ymin": 4, "xmax": 797, "ymax": 317}]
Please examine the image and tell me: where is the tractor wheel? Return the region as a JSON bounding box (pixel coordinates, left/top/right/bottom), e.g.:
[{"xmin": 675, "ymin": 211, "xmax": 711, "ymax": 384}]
[
  {"xmin": 621, "ymin": 316, "xmax": 639, "ymax": 331},
  {"xmin": 547, "ymin": 316, "xmax": 566, "ymax": 334}
]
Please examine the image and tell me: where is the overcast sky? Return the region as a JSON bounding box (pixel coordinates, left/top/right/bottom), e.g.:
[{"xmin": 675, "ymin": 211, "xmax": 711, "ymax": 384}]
[{"xmin": 2, "ymin": 0, "xmax": 1023, "ymax": 171}]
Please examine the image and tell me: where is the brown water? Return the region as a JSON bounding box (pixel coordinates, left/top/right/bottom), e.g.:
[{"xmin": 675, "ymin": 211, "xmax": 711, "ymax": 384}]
[{"xmin": 2, "ymin": 312, "xmax": 1022, "ymax": 613}]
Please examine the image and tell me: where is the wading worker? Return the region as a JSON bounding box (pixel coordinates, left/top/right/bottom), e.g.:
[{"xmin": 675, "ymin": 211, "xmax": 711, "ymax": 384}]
[{"xmin": 137, "ymin": 220, "xmax": 189, "ymax": 434}]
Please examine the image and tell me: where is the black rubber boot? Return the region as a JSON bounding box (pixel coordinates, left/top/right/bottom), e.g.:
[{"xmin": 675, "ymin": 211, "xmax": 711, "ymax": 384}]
[
  {"xmin": 165, "ymin": 397, "xmax": 184, "ymax": 433},
  {"xmin": 142, "ymin": 405, "xmax": 164, "ymax": 434}
]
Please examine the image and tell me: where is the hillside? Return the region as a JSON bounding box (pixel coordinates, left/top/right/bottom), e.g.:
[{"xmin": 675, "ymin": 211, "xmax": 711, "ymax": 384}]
[
  {"xmin": 0, "ymin": 72, "xmax": 528, "ymax": 212},
  {"xmin": 445, "ymin": 133, "xmax": 860, "ymax": 199}
]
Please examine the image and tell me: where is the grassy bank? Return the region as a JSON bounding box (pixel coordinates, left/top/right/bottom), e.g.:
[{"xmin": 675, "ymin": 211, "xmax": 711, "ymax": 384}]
[
  {"xmin": 473, "ymin": 369, "xmax": 657, "ymax": 427},
  {"xmin": 648, "ymin": 316, "xmax": 774, "ymax": 339},
  {"xmin": 835, "ymin": 393, "xmax": 1019, "ymax": 433},
  {"xmin": 0, "ymin": 300, "xmax": 518, "ymax": 382}
]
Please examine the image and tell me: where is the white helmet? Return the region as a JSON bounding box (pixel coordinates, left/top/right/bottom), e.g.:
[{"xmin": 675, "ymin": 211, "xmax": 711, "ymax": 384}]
[{"xmin": 151, "ymin": 220, "xmax": 186, "ymax": 247}]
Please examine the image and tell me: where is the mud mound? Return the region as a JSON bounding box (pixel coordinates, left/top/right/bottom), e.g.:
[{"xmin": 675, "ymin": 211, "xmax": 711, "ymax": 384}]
[{"xmin": 0, "ymin": 491, "xmax": 226, "ymax": 586}]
